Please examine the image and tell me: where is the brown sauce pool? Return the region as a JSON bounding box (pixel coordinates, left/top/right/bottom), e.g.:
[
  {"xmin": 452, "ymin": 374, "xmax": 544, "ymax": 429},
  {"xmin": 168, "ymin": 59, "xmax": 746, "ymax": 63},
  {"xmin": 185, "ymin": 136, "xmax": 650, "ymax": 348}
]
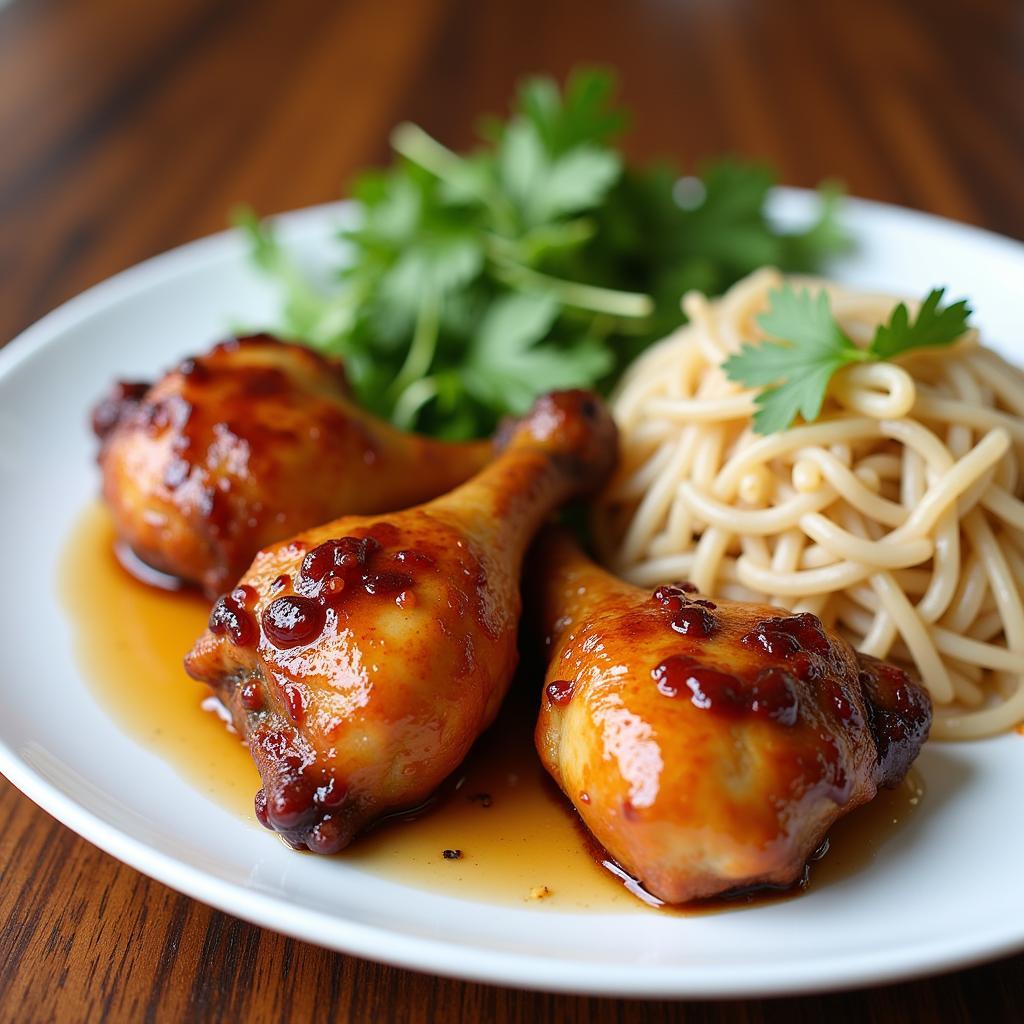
[{"xmin": 61, "ymin": 502, "xmax": 924, "ymax": 913}]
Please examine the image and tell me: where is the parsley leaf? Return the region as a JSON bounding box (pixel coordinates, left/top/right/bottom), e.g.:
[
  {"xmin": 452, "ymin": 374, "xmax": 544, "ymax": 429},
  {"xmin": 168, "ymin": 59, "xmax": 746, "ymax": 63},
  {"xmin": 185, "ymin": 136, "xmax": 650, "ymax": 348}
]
[
  {"xmin": 239, "ymin": 68, "xmax": 850, "ymax": 439},
  {"xmin": 723, "ymin": 284, "xmax": 972, "ymax": 434},
  {"xmin": 497, "ymin": 119, "xmax": 621, "ymax": 228},
  {"xmin": 758, "ymin": 286, "xmax": 856, "ymax": 358},
  {"xmin": 464, "ymin": 292, "xmax": 612, "ymax": 415},
  {"xmin": 723, "ymin": 287, "xmax": 865, "ymax": 433},
  {"xmin": 513, "ymin": 68, "xmax": 627, "ymax": 155},
  {"xmin": 869, "ymin": 287, "xmax": 972, "ymax": 359}
]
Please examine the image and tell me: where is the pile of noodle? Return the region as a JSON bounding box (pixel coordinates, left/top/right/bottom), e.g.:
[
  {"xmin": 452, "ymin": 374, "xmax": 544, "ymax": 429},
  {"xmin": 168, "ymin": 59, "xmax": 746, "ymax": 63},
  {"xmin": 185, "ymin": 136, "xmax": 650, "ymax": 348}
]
[{"xmin": 596, "ymin": 269, "xmax": 1024, "ymax": 739}]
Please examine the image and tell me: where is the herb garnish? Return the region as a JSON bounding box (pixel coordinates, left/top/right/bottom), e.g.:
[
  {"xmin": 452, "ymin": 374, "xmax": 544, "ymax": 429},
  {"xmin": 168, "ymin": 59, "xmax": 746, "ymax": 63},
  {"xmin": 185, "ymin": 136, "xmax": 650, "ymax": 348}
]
[
  {"xmin": 239, "ymin": 69, "xmax": 849, "ymax": 439},
  {"xmin": 722, "ymin": 285, "xmax": 972, "ymax": 434}
]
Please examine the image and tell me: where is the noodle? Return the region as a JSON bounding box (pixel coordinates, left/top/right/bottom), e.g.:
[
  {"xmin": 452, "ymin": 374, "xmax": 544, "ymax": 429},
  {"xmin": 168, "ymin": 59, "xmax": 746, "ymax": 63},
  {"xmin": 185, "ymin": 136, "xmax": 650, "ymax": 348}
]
[{"xmin": 596, "ymin": 269, "xmax": 1024, "ymax": 739}]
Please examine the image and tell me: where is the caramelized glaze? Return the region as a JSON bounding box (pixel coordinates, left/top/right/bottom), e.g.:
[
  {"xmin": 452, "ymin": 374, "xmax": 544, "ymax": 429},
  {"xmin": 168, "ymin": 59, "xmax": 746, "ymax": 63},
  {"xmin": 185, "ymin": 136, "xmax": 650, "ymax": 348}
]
[
  {"xmin": 533, "ymin": 529, "xmax": 931, "ymax": 904},
  {"xmin": 95, "ymin": 335, "xmax": 491, "ymax": 597},
  {"xmin": 63, "ymin": 503, "xmax": 923, "ymax": 911},
  {"xmin": 182, "ymin": 389, "xmax": 619, "ymax": 855}
]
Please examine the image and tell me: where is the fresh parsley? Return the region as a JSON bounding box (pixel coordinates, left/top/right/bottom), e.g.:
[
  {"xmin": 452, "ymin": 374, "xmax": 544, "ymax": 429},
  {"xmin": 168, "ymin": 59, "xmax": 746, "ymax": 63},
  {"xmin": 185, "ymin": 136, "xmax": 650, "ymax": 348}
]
[
  {"xmin": 238, "ymin": 69, "xmax": 850, "ymax": 439},
  {"xmin": 723, "ymin": 285, "xmax": 972, "ymax": 434}
]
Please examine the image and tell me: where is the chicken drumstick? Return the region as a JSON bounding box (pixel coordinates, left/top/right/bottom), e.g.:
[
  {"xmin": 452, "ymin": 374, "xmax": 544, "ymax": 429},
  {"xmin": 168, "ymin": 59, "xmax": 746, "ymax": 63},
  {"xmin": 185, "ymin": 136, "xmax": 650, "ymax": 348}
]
[
  {"xmin": 94, "ymin": 335, "xmax": 491, "ymax": 596},
  {"xmin": 533, "ymin": 529, "xmax": 931, "ymax": 904},
  {"xmin": 185, "ymin": 391, "xmax": 617, "ymax": 853}
]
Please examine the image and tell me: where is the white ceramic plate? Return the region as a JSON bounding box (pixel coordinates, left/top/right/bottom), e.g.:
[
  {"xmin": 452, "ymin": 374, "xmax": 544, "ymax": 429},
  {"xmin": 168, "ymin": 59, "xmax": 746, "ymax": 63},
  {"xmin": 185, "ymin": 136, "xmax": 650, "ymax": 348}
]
[{"xmin": 1, "ymin": 192, "xmax": 1023, "ymax": 998}]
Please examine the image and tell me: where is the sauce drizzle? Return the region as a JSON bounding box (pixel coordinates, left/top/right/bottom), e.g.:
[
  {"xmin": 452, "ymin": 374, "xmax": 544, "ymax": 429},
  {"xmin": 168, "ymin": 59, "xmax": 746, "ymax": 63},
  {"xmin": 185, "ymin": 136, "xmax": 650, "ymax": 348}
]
[{"xmin": 62, "ymin": 503, "xmax": 924, "ymax": 912}]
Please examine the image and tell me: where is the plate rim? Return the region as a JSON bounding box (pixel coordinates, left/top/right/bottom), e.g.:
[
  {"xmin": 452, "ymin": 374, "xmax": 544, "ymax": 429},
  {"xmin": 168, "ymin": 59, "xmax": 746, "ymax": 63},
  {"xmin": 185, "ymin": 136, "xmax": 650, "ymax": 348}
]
[{"xmin": 2, "ymin": 189, "xmax": 1024, "ymax": 998}]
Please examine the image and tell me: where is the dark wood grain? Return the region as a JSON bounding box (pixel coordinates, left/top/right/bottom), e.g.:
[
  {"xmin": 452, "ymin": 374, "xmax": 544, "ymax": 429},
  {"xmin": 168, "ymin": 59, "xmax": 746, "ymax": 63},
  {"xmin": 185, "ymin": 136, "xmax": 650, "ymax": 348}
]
[{"xmin": 1, "ymin": 0, "xmax": 1023, "ymax": 1020}]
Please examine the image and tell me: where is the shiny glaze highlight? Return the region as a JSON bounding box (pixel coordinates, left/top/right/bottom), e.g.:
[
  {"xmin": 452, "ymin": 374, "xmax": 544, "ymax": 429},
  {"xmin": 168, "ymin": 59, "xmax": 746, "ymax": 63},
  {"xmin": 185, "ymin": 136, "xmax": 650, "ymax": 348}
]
[
  {"xmin": 94, "ymin": 335, "xmax": 491, "ymax": 596},
  {"xmin": 64, "ymin": 502, "xmax": 924, "ymax": 912},
  {"xmin": 185, "ymin": 390, "xmax": 618, "ymax": 853},
  {"xmin": 533, "ymin": 529, "xmax": 931, "ymax": 905}
]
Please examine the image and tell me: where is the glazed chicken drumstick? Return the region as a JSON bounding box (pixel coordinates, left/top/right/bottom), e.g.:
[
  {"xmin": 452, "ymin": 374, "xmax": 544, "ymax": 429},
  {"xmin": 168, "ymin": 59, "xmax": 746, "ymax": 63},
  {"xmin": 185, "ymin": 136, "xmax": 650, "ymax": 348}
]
[
  {"xmin": 93, "ymin": 335, "xmax": 491, "ymax": 596},
  {"xmin": 533, "ymin": 530, "xmax": 931, "ymax": 904},
  {"xmin": 185, "ymin": 391, "xmax": 617, "ymax": 853}
]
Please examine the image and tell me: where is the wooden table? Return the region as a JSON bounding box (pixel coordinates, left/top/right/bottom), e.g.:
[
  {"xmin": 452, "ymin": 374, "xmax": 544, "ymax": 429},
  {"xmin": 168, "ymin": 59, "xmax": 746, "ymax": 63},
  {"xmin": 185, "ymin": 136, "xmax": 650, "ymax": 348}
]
[{"xmin": 1, "ymin": 0, "xmax": 1022, "ymax": 1019}]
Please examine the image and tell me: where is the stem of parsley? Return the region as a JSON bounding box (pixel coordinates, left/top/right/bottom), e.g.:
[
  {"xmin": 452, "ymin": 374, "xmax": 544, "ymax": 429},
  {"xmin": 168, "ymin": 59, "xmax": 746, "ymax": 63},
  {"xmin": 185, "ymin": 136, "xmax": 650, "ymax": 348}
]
[
  {"xmin": 239, "ymin": 70, "xmax": 853, "ymax": 439},
  {"xmin": 489, "ymin": 252, "xmax": 654, "ymax": 319},
  {"xmin": 394, "ymin": 121, "xmax": 654, "ymax": 320},
  {"xmin": 723, "ymin": 284, "xmax": 971, "ymax": 434},
  {"xmin": 390, "ymin": 290, "xmax": 441, "ymax": 401},
  {"xmin": 391, "ymin": 122, "xmax": 517, "ymax": 235},
  {"xmin": 392, "ymin": 375, "xmax": 440, "ymax": 429}
]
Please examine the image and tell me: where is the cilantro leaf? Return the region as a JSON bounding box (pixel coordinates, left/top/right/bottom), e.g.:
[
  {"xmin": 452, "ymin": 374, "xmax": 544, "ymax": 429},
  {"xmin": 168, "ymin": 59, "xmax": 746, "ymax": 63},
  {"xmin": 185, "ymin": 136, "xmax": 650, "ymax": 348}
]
[
  {"xmin": 869, "ymin": 287, "xmax": 971, "ymax": 359},
  {"xmin": 530, "ymin": 146, "xmax": 621, "ymax": 224},
  {"xmin": 239, "ymin": 69, "xmax": 852, "ymax": 439},
  {"xmin": 498, "ymin": 118, "xmax": 547, "ymax": 219},
  {"xmin": 748, "ymin": 365, "xmax": 840, "ymax": 435},
  {"xmin": 377, "ymin": 232, "xmax": 484, "ymax": 321},
  {"xmin": 233, "ymin": 206, "xmax": 363, "ymax": 348},
  {"xmin": 516, "ymin": 67, "xmax": 627, "ymax": 155},
  {"xmin": 498, "ymin": 119, "xmax": 620, "ymax": 229},
  {"xmin": 757, "ymin": 286, "xmax": 857, "ymax": 358},
  {"xmin": 464, "ymin": 292, "xmax": 612, "ymax": 414},
  {"xmin": 723, "ymin": 284, "xmax": 972, "ymax": 435},
  {"xmin": 723, "ymin": 286, "xmax": 863, "ymax": 433}
]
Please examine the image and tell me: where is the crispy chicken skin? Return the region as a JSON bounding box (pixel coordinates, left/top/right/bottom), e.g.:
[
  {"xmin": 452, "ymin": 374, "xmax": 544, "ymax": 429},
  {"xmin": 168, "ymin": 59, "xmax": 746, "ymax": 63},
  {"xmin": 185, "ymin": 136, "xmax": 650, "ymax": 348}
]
[
  {"xmin": 93, "ymin": 335, "xmax": 491, "ymax": 597},
  {"xmin": 533, "ymin": 530, "xmax": 931, "ymax": 904},
  {"xmin": 185, "ymin": 391, "xmax": 617, "ymax": 853}
]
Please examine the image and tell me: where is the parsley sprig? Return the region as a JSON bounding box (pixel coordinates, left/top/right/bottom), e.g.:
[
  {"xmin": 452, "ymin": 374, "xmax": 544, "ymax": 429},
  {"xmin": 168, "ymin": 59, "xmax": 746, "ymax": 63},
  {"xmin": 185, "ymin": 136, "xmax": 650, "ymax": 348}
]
[
  {"xmin": 238, "ymin": 69, "xmax": 850, "ymax": 439},
  {"xmin": 722, "ymin": 285, "xmax": 972, "ymax": 434}
]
